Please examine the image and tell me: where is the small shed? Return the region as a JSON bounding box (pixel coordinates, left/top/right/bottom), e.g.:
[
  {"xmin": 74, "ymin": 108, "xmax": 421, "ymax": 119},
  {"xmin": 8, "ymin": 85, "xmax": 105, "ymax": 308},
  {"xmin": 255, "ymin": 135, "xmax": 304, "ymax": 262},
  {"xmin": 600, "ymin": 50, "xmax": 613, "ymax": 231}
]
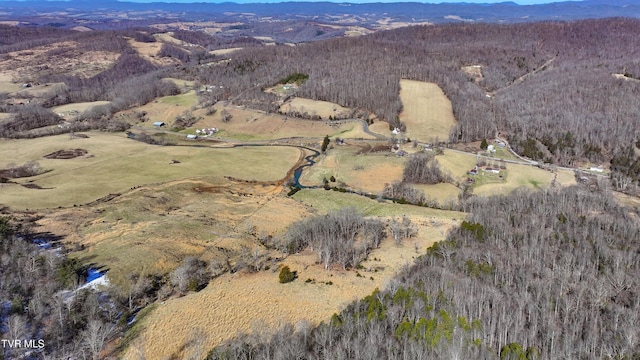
[
  {"xmin": 153, "ymin": 121, "xmax": 166, "ymax": 127},
  {"xmin": 186, "ymin": 134, "xmax": 198, "ymax": 140}
]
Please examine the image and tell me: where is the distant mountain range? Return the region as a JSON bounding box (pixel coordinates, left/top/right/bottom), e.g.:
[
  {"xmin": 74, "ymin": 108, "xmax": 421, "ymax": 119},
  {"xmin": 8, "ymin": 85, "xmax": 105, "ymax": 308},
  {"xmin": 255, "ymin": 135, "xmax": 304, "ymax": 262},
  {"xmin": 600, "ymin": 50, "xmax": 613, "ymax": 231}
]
[{"xmin": 1, "ymin": 0, "xmax": 639, "ymax": 27}]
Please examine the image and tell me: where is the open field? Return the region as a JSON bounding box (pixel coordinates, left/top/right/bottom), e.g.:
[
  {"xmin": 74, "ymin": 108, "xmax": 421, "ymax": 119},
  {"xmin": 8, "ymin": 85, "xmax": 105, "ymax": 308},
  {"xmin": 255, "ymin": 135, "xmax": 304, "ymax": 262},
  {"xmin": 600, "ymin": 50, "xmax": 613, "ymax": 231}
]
[
  {"xmin": 412, "ymin": 182, "xmax": 461, "ymax": 206},
  {"xmin": 123, "ymin": 91, "xmax": 198, "ymax": 128},
  {"xmin": 36, "ymin": 179, "xmax": 311, "ymax": 287},
  {"xmin": 0, "ymin": 132, "xmax": 300, "ymax": 209},
  {"xmin": 473, "ymin": 163, "xmax": 564, "ymax": 196},
  {"xmin": 186, "ymin": 104, "xmax": 374, "ymax": 141},
  {"xmin": 159, "ymin": 90, "xmax": 197, "ymax": 107},
  {"xmin": 301, "ymin": 144, "xmax": 404, "ymax": 193},
  {"xmin": 293, "ymin": 188, "xmax": 465, "ymax": 220},
  {"xmin": 122, "ymin": 194, "xmax": 460, "ymax": 360},
  {"xmin": 209, "ymin": 47, "xmax": 243, "ymax": 56},
  {"xmin": 0, "ymin": 79, "xmax": 24, "ymax": 93},
  {"xmin": 127, "ymin": 37, "xmax": 180, "ymax": 66},
  {"xmin": 52, "ymin": 101, "xmax": 111, "ymax": 116},
  {"xmin": 164, "ymin": 77, "xmax": 196, "ymax": 89},
  {"xmin": 437, "ymin": 150, "xmax": 478, "ymax": 179},
  {"xmin": 153, "ymin": 32, "xmax": 183, "ymax": 44},
  {"xmin": 398, "ymin": 80, "xmax": 456, "ymax": 143},
  {"xmin": 279, "ymin": 97, "xmax": 353, "ymax": 120},
  {"xmin": 433, "ymin": 149, "xmax": 576, "ymax": 195}
]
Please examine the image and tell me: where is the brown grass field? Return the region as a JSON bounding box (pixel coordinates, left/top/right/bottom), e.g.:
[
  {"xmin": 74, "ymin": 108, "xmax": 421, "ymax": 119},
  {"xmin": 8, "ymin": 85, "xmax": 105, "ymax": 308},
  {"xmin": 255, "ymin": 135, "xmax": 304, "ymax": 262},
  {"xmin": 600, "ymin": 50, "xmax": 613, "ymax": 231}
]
[
  {"xmin": 279, "ymin": 97, "xmax": 353, "ymax": 120},
  {"xmin": 121, "ymin": 188, "xmax": 462, "ymax": 360},
  {"xmin": 209, "ymin": 47, "xmax": 244, "ymax": 56},
  {"xmin": 186, "ymin": 103, "xmax": 374, "ymax": 141},
  {"xmin": 0, "ymin": 132, "xmax": 300, "ymax": 209},
  {"xmin": 301, "ymin": 144, "xmax": 405, "ymax": 193},
  {"xmin": 127, "ymin": 37, "xmax": 180, "ymax": 66},
  {"xmin": 36, "ymin": 179, "xmax": 311, "ymax": 287},
  {"xmin": 51, "ymin": 101, "xmax": 111, "ymax": 117},
  {"xmin": 398, "ymin": 80, "xmax": 456, "ymax": 143}
]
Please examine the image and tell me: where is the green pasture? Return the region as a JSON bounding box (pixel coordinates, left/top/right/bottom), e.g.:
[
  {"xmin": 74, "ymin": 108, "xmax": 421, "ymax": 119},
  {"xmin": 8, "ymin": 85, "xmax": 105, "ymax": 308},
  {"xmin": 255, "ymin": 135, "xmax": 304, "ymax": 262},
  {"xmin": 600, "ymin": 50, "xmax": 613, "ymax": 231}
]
[
  {"xmin": 293, "ymin": 188, "xmax": 465, "ymax": 220},
  {"xmin": 159, "ymin": 90, "xmax": 197, "ymax": 107},
  {"xmin": 0, "ymin": 132, "xmax": 300, "ymax": 209}
]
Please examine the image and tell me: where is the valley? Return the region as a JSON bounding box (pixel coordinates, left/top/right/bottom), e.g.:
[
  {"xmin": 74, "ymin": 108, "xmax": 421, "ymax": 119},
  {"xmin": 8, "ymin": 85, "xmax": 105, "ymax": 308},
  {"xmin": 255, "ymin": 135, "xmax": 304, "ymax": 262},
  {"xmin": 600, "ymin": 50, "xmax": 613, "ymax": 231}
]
[{"xmin": 0, "ymin": 7, "xmax": 639, "ymax": 360}]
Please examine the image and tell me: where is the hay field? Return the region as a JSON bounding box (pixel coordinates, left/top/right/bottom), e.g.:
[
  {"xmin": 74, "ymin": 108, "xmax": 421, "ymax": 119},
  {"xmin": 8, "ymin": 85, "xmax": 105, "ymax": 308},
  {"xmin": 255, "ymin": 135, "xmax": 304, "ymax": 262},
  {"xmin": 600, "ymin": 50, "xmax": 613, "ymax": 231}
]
[
  {"xmin": 412, "ymin": 182, "xmax": 461, "ymax": 206},
  {"xmin": 301, "ymin": 145, "xmax": 404, "ymax": 193},
  {"xmin": 52, "ymin": 101, "xmax": 111, "ymax": 116},
  {"xmin": 437, "ymin": 150, "xmax": 477, "ymax": 179},
  {"xmin": 209, "ymin": 47, "xmax": 243, "ymax": 56},
  {"xmin": 122, "ymin": 201, "xmax": 459, "ymax": 360},
  {"xmin": 159, "ymin": 90, "xmax": 197, "ymax": 107},
  {"xmin": 153, "ymin": 32, "xmax": 183, "ymax": 44},
  {"xmin": 188, "ymin": 104, "xmax": 373, "ymax": 141},
  {"xmin": 279, "ymin": 97, "xmax": 352, "ymax": 120},
  {"xmin": 398, "ymin": 80, "xmax": 456, "ymax": 143},
  {"xmin": 0, "ymin": 132, "xmax": 300, "ymax": 209}
]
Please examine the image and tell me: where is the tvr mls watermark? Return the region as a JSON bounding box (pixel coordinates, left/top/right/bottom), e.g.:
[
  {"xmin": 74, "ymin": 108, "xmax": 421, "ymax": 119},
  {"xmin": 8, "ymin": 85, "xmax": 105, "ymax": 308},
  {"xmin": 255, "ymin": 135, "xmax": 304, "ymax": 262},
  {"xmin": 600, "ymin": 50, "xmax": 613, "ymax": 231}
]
[{"xmin": 1, "ymin": 339, "xmax": 45, "ymax": 349}]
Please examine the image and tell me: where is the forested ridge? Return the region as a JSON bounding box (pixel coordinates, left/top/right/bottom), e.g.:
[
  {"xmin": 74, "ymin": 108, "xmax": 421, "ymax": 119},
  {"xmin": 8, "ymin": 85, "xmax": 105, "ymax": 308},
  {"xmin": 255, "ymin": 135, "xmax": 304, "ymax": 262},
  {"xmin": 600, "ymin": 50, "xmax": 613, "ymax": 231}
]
[
  {"xmin": 191, "ymin": 18, "xmax": 640, "ymax": 191},
  {"xmin": 209, "ymin": 186, "xmax": 640, "ymax": 359},
  {"xmin": 3, "ymin": 19, "xmax": 640, "ymax": 187}
]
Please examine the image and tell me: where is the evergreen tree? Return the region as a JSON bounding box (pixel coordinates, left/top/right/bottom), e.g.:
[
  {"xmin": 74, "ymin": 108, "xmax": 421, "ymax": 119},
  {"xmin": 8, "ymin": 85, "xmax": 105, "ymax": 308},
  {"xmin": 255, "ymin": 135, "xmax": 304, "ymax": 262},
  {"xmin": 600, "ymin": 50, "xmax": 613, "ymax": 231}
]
[{"xmin": 321, "ymin": 135, "xmax": 330, "ymax": 152}]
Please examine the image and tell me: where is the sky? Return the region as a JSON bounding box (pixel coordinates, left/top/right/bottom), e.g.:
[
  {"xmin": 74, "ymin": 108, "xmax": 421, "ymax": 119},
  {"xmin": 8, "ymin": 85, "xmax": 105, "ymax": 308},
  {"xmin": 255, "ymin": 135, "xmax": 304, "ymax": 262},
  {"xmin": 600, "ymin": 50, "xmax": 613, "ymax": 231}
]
[
  {"xmin": 0, "ymin": 0, "xmax": 581, "ymax": 4},
  {"xmin": 127, "ymin": 0, "xmax": 574, "ymax": 3}
]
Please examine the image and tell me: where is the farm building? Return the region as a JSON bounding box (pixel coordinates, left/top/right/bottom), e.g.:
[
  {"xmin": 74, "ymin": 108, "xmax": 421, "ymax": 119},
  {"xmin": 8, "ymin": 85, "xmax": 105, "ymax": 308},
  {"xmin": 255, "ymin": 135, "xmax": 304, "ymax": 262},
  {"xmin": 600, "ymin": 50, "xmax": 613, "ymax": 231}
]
[
  {"xmin": 186, "ymin": 134, "xmax": 198, "ymax": 139},
  {"xmin": 153, "ymin": 121, "xmax": 166, "ymax": 127}
]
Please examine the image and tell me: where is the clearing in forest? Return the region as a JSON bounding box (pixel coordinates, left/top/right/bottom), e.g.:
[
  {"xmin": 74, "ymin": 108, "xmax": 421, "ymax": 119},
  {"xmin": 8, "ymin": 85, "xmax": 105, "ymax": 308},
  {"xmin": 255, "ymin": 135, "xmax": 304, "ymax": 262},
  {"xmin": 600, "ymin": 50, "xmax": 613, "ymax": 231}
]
[
  {"xmin": 279, "ymin": 97, "xmax": 352, "ymax": 120},
  {"xmin": 52, "ymin": 101, "xmax": 111, "ymax": 117},
  {"xmin": 127, "ymin": 37, "xmax": 180, "ymax": 66},
  {"xmin": 398, "ymin": 79, "xmax": 456, "ymax": 143}
]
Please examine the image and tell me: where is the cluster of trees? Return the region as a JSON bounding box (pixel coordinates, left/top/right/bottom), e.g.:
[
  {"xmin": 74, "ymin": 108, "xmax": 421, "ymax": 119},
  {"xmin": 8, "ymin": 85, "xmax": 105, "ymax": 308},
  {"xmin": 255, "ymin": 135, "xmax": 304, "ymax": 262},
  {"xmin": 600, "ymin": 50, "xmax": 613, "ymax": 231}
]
[
  {"xmin": 0, "ymin": 105, "xmax": 61, "ymax": 136},
  {"xmin": 382, "ymin": 181, "xmax": 427, "ymax": 206},
  {"xmin": 279, "ymin": 208, "xmax": 385, "ymax": 270},
  {"xmin": 610, "ymin": 145, "xmax": 640, "ymax": 193},
  {"xmin": 0, "ymin": 160, "xmax": 45, "ymax": 179},
  {"xmin": 402, "ymin": 152, "xmax": 450, "ymax": 185},
  {"xmin": 0, "ymin": 217, "xmax": 127, "ymax": 359},
  {"xmin": 209, "ymin": 186, "xmax": 640, "ymax": 359}
]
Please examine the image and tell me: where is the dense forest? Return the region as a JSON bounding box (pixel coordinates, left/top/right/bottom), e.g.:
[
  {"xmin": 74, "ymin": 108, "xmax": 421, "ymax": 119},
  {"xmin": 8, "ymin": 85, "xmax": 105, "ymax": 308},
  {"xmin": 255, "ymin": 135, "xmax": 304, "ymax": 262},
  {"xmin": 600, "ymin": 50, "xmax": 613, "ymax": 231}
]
[{"xmin": 209, "ymin": 186, "xmax": 640, "ymax": 359}]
